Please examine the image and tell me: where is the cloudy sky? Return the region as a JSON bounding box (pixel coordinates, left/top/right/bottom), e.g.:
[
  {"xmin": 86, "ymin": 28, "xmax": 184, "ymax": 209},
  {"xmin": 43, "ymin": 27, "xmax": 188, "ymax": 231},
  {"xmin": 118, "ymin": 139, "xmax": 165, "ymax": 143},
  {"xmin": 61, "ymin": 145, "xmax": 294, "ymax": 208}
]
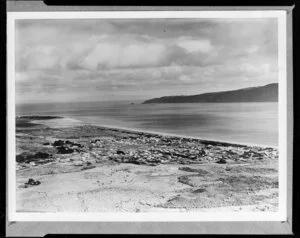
[{"xmin": 15, "ymin": 18, "xmax": 278, "ymax": 104}]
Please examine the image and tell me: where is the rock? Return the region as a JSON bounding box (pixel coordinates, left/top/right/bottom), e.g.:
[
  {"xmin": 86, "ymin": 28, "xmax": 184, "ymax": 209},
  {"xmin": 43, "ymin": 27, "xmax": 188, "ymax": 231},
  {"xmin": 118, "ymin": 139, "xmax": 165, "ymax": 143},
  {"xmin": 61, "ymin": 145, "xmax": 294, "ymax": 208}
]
[
  {"xmin": 52, "ymin": 140, "xmax": 65, "ymax": 147},
  {"xmin": 57, "ymin": 146, "xmax": 74, "ymax": 154},
  {"xmin": 16, "ymin": 153, "xmax": 28, "ymax": 163},
  {"xmin": 35, "ymin": 152, "xmax": 51, "ymax": 159},
  {"xmin": 81, "ymin": 165, "xmax": 96, "ymax": 170},
  {"xmin": 72, "ymin": 142, "xmax": 84, "ymax": 148},
  {"xmin": 16, "ymin": 152, "xmax": 52, "ymax": 164},
  {"xmin": 29, "ymin": 162, "xmax": 36, "ymax": 166},
  {"xmin": 90, "ymin": 139, "xmax": 100, "ymax": 143},
  {"xmin": 199, "ymin": 149, "xmax": 207, "ymax": 156},
  {"xmin": 188, "ymin": 156, "xmax": 197, "ymax": 160},
  {"xmin": 179, "ymin": 167, "xmax": 196, "ymax": 172},
  {"xmin": 53, "ymin": 140, "xmax": 84, "ymax": 148},
  {"xmin": 82, "ymin": 153, "xmax": 90, "ymax": 159},
  {"xmin": 193, "ymin": 188, "xmax": 206, "ymax": 193},
  {"xmin": 117, "ymin": 150, "xmax": 126, "ymax": 155},
  {"xmin": 25, "ymin": 178, "xmax": 41, "ymax": 186},
  {"xmin": 216, "ymin": 158, "xmax": 227, "ymax": 164}
]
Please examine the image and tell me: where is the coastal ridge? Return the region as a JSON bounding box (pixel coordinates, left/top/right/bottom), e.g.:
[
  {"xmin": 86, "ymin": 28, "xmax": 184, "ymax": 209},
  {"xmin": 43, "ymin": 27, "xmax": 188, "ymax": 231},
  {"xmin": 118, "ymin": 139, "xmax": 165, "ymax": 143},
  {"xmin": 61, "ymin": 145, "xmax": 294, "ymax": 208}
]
[{"xmin": 143, "ymin": 83, "xmax": 278, "ymax": 104}]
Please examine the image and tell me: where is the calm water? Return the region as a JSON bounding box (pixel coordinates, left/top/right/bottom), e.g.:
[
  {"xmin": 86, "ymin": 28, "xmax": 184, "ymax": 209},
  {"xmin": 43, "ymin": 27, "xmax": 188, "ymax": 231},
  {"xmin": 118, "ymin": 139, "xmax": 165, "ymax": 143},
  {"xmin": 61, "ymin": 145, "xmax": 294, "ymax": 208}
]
[{"xmin": 16, "ymin": 101, "xmax": 278, "ymax": 146}]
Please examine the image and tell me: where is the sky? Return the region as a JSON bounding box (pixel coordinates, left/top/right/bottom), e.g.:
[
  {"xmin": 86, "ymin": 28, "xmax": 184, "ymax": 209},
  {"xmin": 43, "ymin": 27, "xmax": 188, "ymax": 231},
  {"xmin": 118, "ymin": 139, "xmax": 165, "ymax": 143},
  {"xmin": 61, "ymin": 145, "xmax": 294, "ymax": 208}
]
[{"xmin": 15, "ymin": 18, "xmax": 278, "ymax": 104}]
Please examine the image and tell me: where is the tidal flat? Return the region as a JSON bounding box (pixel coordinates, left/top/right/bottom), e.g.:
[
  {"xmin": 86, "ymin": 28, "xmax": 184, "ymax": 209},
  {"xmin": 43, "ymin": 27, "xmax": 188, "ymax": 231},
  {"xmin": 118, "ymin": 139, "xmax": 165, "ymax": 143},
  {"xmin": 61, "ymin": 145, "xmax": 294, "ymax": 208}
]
[{"xmin": 15, "ymin": 116, "xmax": 279, "ymax": 213}]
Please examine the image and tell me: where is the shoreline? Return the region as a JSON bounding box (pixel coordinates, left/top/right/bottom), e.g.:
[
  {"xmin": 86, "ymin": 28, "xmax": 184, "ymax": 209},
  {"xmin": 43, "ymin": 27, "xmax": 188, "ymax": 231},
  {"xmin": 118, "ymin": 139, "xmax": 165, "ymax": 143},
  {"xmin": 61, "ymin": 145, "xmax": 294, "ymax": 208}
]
[
  {"xmin": 85, "ymin": 124, "xmax": 278, "ymax": 149},
  {"xmin": 15, "ymin": 115, "xmax": 279, "ymax": 213},
  {"xmin": 24, "ymin": 115, "xmax": 278, "ymax": 149}
]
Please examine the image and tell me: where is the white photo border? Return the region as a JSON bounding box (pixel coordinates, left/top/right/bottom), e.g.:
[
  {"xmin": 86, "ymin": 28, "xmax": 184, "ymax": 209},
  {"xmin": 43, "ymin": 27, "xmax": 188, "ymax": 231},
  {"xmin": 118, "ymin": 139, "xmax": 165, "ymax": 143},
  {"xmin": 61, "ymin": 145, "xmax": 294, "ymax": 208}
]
[{"xmin": 7, "ymin": 10, "xmax": 287, "ymax": 222}]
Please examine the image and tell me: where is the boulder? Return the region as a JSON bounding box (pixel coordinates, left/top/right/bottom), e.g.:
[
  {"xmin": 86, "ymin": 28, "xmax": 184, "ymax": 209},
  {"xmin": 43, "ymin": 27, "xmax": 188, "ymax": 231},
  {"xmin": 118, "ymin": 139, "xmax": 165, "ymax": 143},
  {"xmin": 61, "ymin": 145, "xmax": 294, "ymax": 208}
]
[
  {"xmin": 16, "ymin": 152, "xmax": 32, "ymax": 163},
  {"xmin": 57, "ymin": 146, "xmax": 74, "ymax": 154},
  {"xmin": 216, "ymin": 158, "xmax": 227, "ymax": 164},
  {"xmin": 117, "ymin": 150, "xmax": 126, "ymax": 155},
  {"xmin": 25, "ymin": 178, "xmax": 41, "ymax": 186},
  {"xmin": 35, "ymin": 152, "xmax": 51, "ymax": 159},
  {"xmin": 53, "ymin": 140, "xmax": 65, "ymax": 147},
  {"xmin": 16, "ymin": 152, "xmax": 52, "ymax": 163}
]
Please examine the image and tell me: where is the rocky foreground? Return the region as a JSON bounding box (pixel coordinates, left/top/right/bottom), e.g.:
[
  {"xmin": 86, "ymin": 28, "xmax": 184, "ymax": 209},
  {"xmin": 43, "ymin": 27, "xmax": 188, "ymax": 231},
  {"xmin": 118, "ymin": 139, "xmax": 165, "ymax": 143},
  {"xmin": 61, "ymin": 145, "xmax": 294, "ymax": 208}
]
[{"xmin": 16, "ymin": 117, "xmax": 279, "ymax": 212}]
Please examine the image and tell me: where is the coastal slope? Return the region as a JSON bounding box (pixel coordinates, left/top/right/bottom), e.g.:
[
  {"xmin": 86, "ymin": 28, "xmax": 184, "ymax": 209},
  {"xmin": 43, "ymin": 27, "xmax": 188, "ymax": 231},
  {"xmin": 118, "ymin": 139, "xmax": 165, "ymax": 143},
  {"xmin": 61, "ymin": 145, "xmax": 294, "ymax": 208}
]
[
  {"xmin": 143, "ymin": 83, "xmax": 278, "ymax": 104},
  {"xmin": 16, "ymin": 116, "xmax": 279, "ymax": 213}
]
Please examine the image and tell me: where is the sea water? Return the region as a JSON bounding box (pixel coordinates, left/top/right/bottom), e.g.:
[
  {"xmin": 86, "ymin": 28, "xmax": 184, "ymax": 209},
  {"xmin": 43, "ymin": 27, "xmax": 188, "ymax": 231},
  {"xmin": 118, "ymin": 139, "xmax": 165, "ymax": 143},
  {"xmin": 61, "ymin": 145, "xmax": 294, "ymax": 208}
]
[{"xmin": 16, "ymin": 101, "xmax": 278, "ymax": 146}]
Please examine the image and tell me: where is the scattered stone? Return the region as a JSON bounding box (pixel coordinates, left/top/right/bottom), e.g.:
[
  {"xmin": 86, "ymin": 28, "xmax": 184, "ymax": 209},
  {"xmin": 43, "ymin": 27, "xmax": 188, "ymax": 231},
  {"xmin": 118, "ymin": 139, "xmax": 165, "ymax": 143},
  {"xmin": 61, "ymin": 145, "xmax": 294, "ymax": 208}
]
[
  {"xmin": 81, "ymin": 165, "xmax": 96, "ymax": 170},
  {"xmin": 53, "ymin": 140, "xmax": 65, "ymax": 147},
  {"xmin": 91, "ymin": 139, "xmax": 101, "ymax": 143},
  {"xmin": 117, "ymin": 150, "xmax": 125, "ymax": 155},
  {"xmin": 53, "ymin": 140, "xmax": 84, "ymax": 148},
  {"xmin": 17, "ymin": 125, "xmax": 278, "ymax": 168},
  {"xmin": 35, "ymin": 152, "xmax": 51, "ymax": 159},
  {"xmin": 71, "ymin": 142, "xmax": 84, "ymax": 148},
  {"xmin": 57, "ymin": 146, "xmax": 74, "ymax": 154},
  {"xmin": 16, "ymin": 152, "xmax": 53, "ymax": 164},
  {"xmin": 216, "ymin": 158, "xmax": 227, "ymax": 164},
  {"xmin": 193, "ymin": 188, "xmax": 206, "ymax": 193},
  {"xmin": 25, "ymin": 178, "xmax": 41, "ymax": 186}
]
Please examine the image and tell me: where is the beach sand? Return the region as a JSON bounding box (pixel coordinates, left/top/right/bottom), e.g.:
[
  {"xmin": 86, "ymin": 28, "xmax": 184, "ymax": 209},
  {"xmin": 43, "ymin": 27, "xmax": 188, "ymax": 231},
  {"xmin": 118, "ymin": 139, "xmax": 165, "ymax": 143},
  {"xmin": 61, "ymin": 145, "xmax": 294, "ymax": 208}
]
[{"xmin": 15, "ymin": 116, "xmax": 279, "ymax": 213}]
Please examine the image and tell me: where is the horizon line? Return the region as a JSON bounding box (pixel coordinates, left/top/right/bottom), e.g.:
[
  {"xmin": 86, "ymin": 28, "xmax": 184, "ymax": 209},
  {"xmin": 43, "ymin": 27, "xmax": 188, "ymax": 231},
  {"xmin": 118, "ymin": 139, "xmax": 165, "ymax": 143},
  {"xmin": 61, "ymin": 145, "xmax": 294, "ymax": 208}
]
[{"xmin": 15, "ymin": 82, "xmax": 278, "ymax": 105}]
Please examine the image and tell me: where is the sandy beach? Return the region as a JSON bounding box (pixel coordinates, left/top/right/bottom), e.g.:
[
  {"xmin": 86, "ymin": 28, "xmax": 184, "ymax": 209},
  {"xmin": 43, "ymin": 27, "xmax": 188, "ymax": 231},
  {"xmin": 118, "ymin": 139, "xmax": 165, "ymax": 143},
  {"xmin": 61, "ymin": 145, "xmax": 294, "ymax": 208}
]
[{"xmin": 15, "ymin": 116, "xmax": 279, "ymax": 213}]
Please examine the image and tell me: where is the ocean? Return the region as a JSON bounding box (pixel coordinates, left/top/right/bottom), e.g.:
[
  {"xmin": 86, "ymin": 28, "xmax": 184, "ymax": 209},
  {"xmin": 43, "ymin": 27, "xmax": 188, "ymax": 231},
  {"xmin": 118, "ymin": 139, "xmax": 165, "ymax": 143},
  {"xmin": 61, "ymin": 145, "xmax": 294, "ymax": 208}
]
[{"xmin": 16, "ymin": 101, "xmax": 278, "ymax": 146}]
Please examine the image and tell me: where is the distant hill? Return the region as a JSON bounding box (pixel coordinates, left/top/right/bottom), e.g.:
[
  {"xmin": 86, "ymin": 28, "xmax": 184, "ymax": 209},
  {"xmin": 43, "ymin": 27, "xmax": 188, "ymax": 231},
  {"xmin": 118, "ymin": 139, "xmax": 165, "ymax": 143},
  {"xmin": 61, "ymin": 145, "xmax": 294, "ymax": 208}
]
[{"xmin": 143, "ymin": 83, "xmax": 278, "ymax": 104}]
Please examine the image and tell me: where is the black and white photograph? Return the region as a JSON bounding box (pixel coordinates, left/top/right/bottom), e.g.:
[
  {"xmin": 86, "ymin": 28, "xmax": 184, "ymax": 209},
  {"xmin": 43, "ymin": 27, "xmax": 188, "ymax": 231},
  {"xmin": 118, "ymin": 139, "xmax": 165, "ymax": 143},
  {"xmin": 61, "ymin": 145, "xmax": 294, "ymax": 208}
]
[{"xmin": 7, "ymin": 10, "xmax": 289, "ymax": 223}]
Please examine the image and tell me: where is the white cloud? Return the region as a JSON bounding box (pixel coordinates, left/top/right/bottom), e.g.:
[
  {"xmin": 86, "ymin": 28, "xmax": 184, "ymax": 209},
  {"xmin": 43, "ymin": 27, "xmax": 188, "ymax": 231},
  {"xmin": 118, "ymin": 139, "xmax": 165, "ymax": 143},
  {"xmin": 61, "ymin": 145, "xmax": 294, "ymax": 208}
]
[
  {"xmin": 15, "ymin": 19, "xmax": 278, "ymax": 103},
  {"xmin": 177, "ymin": 38, "xmax": 213, "ymax": 53},
  {"xmin": 81, "ymin": 42, "xmax": 166, "ymax": 70},
  {"xmin": 179, "ymin": 75, "xmax": 192, "ymax": 81},
  {"xmin": 26, "ymin": 50, "xmax": 59, "ymax": 70},
  {"xmin": 120, "ymin": 43, "xmax": 165, "ymax": 67},
  {"xmin": 247, "ymin": 45, "xmax": 260, "ymax": 54}
]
